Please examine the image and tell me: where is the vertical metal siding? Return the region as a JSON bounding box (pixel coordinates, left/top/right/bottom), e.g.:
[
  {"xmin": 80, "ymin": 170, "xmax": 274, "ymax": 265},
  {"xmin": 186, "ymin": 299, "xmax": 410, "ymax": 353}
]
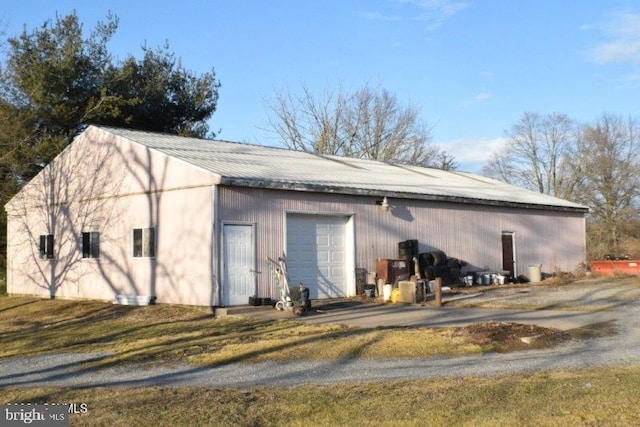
[{"xmin": 219, "ymin": 186, "xmax": 586, "ymax": 299}]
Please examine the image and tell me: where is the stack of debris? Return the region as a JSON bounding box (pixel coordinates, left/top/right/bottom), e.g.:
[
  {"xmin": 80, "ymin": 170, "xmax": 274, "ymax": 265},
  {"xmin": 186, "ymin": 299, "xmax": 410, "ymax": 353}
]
[
  {"xmin": 367, "ymin": 239, "xmax": 464, "ymax": 301},
  {"xmin": 398, "ymin": 239, "xmax": 462, "ymax": 286}
]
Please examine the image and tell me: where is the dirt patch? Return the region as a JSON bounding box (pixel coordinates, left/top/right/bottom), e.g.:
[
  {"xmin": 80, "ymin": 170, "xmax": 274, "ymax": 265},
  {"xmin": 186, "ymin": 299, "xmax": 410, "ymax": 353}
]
[
  {"xmin": 565, "ymin": 320, "xmax": 618, "ymax": 340},
  {"xmin": 455, "ymin": 321, "xmax": 572, "ymax": 352}
]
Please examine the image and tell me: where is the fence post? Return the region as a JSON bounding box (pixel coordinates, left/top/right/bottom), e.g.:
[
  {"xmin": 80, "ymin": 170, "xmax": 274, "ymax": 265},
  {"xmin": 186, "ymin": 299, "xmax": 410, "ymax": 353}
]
[{"xmin": 434, "ymin": 277, "xmax": 442, "ymax": 307}]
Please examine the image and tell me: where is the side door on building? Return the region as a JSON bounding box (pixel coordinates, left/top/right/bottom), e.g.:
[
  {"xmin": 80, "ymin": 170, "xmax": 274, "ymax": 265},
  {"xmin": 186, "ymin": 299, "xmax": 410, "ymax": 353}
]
[
  {"xmin": 222, "ymin": 223, "xmax": 255, "ymax": 306},
  {"xmin": 501, "ymin": 231, "xmax": 517, "ymax": 280}
]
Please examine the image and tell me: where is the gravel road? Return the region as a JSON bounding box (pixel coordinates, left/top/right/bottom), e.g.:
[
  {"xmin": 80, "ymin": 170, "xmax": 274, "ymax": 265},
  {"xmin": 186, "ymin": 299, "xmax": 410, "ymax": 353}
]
[{"xmin": 2, "ymin": 278, "xmax": 640, "ymax": 388}]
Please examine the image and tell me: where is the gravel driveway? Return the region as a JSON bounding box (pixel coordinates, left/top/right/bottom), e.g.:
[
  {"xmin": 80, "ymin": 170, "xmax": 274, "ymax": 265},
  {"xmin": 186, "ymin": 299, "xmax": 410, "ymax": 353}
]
[{"xmin": 1, "ymin": 278, "xmax": 640, "ymax": 388}]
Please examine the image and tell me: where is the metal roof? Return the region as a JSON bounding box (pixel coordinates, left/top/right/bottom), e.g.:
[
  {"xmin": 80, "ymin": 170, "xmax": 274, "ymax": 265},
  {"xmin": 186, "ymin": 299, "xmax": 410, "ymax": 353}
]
[{"xmin": 96, "ymin": 126, "xmax": 588, "ymax": 213}]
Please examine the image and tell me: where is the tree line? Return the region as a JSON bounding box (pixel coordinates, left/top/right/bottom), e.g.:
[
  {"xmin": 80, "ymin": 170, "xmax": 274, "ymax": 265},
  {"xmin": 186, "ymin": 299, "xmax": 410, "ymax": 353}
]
[{"xmin": 483, "ymin": 112, "xmax": 640, "ymax": 260}]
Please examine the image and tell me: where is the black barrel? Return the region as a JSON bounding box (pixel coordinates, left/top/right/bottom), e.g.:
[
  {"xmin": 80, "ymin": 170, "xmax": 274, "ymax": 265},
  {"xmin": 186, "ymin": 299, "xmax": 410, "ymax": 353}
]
[
  {"xmin": 398, "ymin": 240, "xmax": 412, "ymax": 259},
  {"xmin": 418, "ymin": 252, "xmax": 434, "ymax": 277},
  {"xmin": 423, "ymin": 266, "xmax": 436, "ymax": 280},
  {"xmin": 418, "ymin": 252, "xmax": 434, "ymax": 266},
  {"xmin": 430, "ymin": 250, "xmax": 447, "ymax": 266},
  {"xmin": 408, "ymin": 239, "xmax": 419, "ymax": 256}
]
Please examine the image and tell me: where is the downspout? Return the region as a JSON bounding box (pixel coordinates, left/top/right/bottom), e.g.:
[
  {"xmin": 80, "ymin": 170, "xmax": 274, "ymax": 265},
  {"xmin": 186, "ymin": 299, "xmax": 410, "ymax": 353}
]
[
  {"xmin": 211, "ymin": 184, "xmax": 221, "ymax": 307},
  {"xmin": 5, "ymin": 205, "xmax": 11, "ymax": 294},
  {"xmin": 582, "ymin": 214, "xmax": 588, "ymax": 265},
  {"xmin": 512, "ymin": 232, "xmax": 518, "ymax": 279}
]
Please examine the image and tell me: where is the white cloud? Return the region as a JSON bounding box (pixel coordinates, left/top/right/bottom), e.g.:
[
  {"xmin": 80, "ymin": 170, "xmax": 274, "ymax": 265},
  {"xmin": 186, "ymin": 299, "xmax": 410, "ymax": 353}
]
[
  {"xmin": 395, "ymin": 0, "xmax": 470, "ymax": 30},
  {"xmin": 357, "ymin": 11, "xmax": 401, "ymax": 22},
  {"xmin": 360, "ymin": 0, "xmax": 469, "ymax": 30},
  {"xmin": 621, "ymin": 73, "xmax": 640, "ymax": 82},
  {"xmin": 458, "ymin": 91, "xmax": 492, "ymax": 107},
  {"xmin": 436, "ymin": 136, "xmax": 508, "ymax": 171},
  {"xmin": 587, "ymin": 11, "xmax": 640, "ymax": 64}
]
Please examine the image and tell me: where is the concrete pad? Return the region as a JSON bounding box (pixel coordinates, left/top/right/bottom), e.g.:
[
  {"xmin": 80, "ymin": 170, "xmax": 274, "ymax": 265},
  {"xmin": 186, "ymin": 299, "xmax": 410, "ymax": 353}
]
[{"xmin": 297, "ymin": 303, "xmax": 618, "ymax": 331}]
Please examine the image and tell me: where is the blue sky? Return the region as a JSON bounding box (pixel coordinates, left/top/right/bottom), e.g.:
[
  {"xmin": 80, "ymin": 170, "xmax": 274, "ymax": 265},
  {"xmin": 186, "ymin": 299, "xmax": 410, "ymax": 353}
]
[{"xmin": 3, "ymin": 0, "xmax": 640, "ymax": 172}]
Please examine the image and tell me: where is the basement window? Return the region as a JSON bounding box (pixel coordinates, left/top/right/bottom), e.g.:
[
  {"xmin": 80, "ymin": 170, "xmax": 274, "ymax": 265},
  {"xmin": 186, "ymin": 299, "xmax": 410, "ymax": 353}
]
[
  {"xmin": 39, "ymin": 234, "xmax": 55, "ymax": 259},
  {"xmin": 133, "ymin": 227, "xmax": 156, "ymax": 258},
  {"xmin": 82, "ymin": 231, "xmax": 100, "ymax": 259}
]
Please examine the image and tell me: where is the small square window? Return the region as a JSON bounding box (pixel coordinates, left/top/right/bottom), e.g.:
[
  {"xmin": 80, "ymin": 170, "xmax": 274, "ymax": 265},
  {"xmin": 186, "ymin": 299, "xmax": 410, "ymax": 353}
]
[
  {"xmin": 133, "ymin": 227, "xmax": 156, "ymax": 258},
  {"xmin": 82, "ymin": 231, "xmax": 100, "ymax": 259},
  {"xmin": 39, "ymin": 234, "xmax": 54, "ymax": 259}
]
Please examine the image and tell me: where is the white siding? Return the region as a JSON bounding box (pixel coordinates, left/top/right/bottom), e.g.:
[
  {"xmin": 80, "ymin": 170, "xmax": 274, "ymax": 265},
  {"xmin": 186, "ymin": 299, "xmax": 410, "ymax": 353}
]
[
  {"xmin": 219, "ymin": 187, "xmax": 586, "ymax": 300},
  {"xmin": 5, "ymin": 129, "xmax": 217, "ymax": 306}
]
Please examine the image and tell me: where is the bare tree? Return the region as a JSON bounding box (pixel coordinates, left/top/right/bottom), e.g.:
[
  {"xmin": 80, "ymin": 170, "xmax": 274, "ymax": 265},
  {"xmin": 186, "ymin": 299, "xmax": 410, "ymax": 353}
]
[
  {"xmin": 266, "ymin": 83, "xmax": 446, "ymax": 167},
  {"xmin": 266, "ymin": 84, "xmax": 348, "ymax": 155},
  {"xmin": 572, "ymin": 114, "xmax": 640, "ymax": 257},
  {"xmin": 483, "ymin": 112, "xmax": 580, "ymax": 199}
]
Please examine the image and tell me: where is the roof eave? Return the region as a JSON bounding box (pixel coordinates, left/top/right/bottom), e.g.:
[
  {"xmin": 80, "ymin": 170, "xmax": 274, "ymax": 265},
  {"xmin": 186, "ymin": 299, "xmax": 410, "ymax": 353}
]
[{"xmin": 218, "ymin": 177, "xmax": 590, "ymax": 214}]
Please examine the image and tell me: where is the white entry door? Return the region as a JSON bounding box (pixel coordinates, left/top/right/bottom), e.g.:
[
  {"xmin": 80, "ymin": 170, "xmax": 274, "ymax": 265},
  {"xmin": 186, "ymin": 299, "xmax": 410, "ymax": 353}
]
[{"xmin": 222, "ymin": 224, "xmax": 255, "ymax": 306}]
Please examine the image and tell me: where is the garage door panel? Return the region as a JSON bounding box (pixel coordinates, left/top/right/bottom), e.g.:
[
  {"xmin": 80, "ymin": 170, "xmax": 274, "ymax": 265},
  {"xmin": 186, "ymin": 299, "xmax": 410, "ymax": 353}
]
[
  {"xmin": 287, "ymin": 215, "xmax": 348, "ymax": 299},
  {"xmin": 331, "ymin": 251, "xmax": 344, "ymax": 262},
  {"xmin": 317, "ymin": 235, "xmax": 330, "ymax": 246},
  {"xmin": 317, "ymin": 252, "xmax": 330, "ymax": 262}
]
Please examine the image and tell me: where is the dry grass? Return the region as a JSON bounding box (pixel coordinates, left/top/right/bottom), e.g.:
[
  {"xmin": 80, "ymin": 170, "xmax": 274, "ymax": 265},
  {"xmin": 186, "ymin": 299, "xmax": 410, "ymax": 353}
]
[
  {"xmin": 3, "ymin": 366, "xmax": 640, "ymax": 426},
  {"xmin": 192, "ymin": 326, "xmax": 483, "ymax": 365},
  {"xmin": 0, "ymin": 296, "xmax": 493, "ymax": 368},
  {"xmin": 5, "ymin": 276, "xmax": 634, "ymax": 367},
  {"xmin": 2, "ymin": 287, "xmax": 638, "ymax": 425}
]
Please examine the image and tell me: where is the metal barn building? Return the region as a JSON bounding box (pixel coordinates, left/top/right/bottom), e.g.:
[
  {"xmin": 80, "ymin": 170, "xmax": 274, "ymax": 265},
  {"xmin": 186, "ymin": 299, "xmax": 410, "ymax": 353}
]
[{"xmin": 5, "ymin": 126, "xmax": 588, "ymax": 306}]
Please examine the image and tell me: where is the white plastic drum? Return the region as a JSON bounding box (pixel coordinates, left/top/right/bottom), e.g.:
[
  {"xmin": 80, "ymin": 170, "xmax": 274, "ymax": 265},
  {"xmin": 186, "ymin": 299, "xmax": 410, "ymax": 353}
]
[{"xmin": 383, "ymin": 284, "xmax": 393, "ymax": 302}]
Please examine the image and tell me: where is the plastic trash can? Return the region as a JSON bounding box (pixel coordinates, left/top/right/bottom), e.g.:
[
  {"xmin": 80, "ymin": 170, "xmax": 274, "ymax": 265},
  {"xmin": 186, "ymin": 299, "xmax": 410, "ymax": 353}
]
[{"xmin": 528, "ymin": 264, "xmax": 542, "ymax": 283}]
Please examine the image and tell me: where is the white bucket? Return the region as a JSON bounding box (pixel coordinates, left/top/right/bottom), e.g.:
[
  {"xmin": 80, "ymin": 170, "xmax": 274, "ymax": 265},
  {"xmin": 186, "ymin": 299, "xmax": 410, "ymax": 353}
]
[
  {"xmin": 383, "ymin": 284, "xmax": 393, "ymax": 302},
  {"xmin": 464, "ymin": 275, "xmax": 474, "ymax": 287}
]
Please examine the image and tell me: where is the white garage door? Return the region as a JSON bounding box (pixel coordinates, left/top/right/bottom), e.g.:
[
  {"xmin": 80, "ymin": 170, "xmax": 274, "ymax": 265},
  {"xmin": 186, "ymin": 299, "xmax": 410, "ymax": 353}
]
[{"xmin": 286, "ymin": 214, "xmax": 348, "ymax": 299}]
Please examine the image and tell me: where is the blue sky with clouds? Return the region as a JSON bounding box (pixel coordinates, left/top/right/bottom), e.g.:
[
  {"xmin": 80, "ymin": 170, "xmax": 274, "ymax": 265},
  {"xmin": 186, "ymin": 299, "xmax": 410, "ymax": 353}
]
[{"xmin": 3, "ymin": 0, "xmax": 640, "ymax": 172}]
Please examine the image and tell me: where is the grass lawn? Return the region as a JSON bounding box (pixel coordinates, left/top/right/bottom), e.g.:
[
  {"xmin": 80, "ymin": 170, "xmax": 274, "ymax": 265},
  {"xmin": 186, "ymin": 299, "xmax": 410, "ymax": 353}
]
[
  {"xmin": 2, "ymin": 289, "xmax": 639, "ymax": 426},
  {"xmin": 4, "ymin": 368, "xmax": 640, "ymax": 426},
  {"xmin": 0, "ymin": 296, "xmax": 496, "ymax": 368}
]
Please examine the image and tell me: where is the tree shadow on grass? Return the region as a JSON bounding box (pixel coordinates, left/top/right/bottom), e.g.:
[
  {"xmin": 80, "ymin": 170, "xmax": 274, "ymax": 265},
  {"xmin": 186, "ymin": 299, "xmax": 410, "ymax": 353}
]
[
  {"xmin": 0, "ymin": 299, "xmax": 216, "ymax": 358},
  {"xmin": 0, "ymin": 306, "xmax": 396, "ymax": 388},
  {"xmin": 0, "ymin": 298, "xmax": 40, "ymax": 314}
]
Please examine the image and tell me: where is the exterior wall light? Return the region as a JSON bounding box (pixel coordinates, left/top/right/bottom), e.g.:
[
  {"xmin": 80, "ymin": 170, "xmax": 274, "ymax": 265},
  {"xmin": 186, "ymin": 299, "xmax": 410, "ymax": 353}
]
[{"xmin": 377, "ymin": 196, "xmax": 390, "ymax": 211}]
